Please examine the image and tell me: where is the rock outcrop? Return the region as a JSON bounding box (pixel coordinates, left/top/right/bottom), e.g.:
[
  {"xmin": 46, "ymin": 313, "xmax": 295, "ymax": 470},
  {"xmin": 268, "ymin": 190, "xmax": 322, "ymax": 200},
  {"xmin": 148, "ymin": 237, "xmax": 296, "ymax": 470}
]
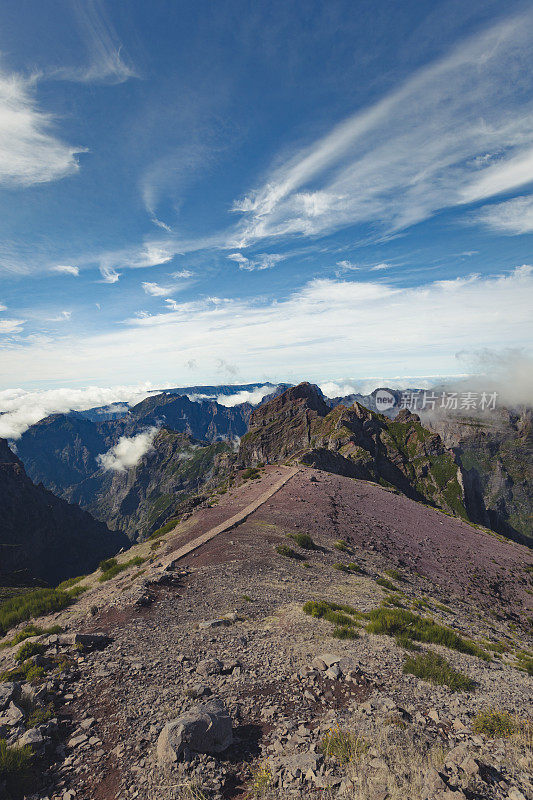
[
  {"xmin": 240, "ymin": 383, "xmax": 467, "ymax": 518},
  {"xmin": 67, "ymin": 429, "xmax": 234, "ymax": 540},
  {"xmin": 156, "ymin": 699, "xmax": 233, "ymax": 764}
]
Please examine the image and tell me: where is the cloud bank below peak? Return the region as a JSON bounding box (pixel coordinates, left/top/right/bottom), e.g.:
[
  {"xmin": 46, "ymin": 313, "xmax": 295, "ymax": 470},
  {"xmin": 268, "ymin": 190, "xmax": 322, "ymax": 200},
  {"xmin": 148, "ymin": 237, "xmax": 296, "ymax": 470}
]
[{"xmin": 97, "ymin": 427, "xmax": 158, "ymax": 472}]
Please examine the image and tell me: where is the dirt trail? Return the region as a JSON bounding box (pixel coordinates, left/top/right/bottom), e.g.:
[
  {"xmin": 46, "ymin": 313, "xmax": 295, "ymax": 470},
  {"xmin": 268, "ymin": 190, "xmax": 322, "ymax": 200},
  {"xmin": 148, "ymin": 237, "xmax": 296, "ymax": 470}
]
[{"xmin": 159, "ymin": 465, "xmax": 299, "ymax": 569}]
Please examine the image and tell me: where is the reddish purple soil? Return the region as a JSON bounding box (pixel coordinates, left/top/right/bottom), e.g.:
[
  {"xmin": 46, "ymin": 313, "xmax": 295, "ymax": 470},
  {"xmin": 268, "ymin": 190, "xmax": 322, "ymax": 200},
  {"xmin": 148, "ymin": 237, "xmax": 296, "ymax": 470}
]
[{"xmin": 178, "ymin": 467, "xmax": 533, "ymax": 618}]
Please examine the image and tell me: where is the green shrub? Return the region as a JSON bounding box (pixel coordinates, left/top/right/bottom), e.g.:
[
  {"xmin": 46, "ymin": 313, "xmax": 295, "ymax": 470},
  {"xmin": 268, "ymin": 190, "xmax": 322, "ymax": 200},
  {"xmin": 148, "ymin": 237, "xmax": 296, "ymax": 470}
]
[
  {"xmin": 385, "ymin": 569, "xmax": 403, "ymax": 581},
  {"xmin": 149, "ymin": 519, "xmax": 178, "ymax": 539},
  {"xmin": 376, "ymin": 577, "xmax": 399, "ymax": 591},
  {"xmin": 67, "ymin": 584, "xmax": 88, "ymax": 598},
  {"xmin": 333, "ymin": 563, "xmax": 350, "ymax": 572},
  {"xmin": 98, "ymin": 556, "xmax": 145, "ymax": 582},
  {"xmin": 242, "ymin": 467, "xmax": 261, "ymax": 480},
  {"xmin": 56, "ymin": 575, "xmax": 85, "ymax": 591},
  {"xmin": 0, "ymin": 738, "xmax": 33, "ymax": 796},
  {"xmin": 332, "ymin": 625, "xmax": 359, "ymax": 640},
  {"xmin": 395, "ymin": 634, "xmax": 421, "ymax": 651},
  {"xmin": 0, "ymin": 624, "xmax": 61, "ymax": 649},
  {"xmin": 303, "ymin": 600, "xmax": 362, "ymax": 628},
  {"xmin": 334, "ymin": 562, "xmax": 362, "ymax": 574},
  {"xmin": 288, "ymin": 532, "xmax": 316, "ymax": 549},
  {"xmin": 333, "ymin": 540, "xmax": 349, "ymax": 552},
  {"xmin": 383, "ymin": 595, "xmax": 406, "ymax": 608},
  {"xmin": 0, "ymin": 589, "xmax": 72, "ymax": 636},
  {"xmin": 519, "ymin": 657, "xmax": 533, "ymax": 676},
  {"xmin": 275, "ymin": 545, "xmax": 301, "ymax": 560},
  {"xmin": 403, "ymin": 651, "xmax": 475, "ymax": 691},
  {"xmin": 366, "ymin": 607, "xmax": 490, "ymax": 660},
  {"xmin": 99, "ymin": 557, "xmax": 117, "ymax": 572},
  {"xmin": 319, "ymin": 728, "xmax": 369, "ymax": 763},
  {"xmin": 15, "ymin": 641, "xmax": 46, "ymax": 663},
  {"xmin": 472, "ymin": 709, "xmax": 517, "ymax": 737},
  {"xmin": 26, "ymin": 704, "xmax": 53, "ymax": 729}
]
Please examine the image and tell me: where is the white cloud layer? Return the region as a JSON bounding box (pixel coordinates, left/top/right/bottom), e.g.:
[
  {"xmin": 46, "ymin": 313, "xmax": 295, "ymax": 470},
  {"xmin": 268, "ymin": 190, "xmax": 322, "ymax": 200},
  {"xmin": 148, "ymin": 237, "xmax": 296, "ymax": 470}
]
[
  {"xmin": 216, "ymin": 386, "xmax": 278, "ymax": 406},
  {"xmin": 0, "ymin": 383, "xmax": 167, "ymax": 440},
  {"xmin": 231, "ymin": 12, "xmax": 533, "ymax": 244},
  {"xmin": 0, "ymin": 318, "xmax": 25, "ymax": 334},
  {"xmin": 474, "ymin": 196, "xmax": 533, "ymax": 235},
  {"xmin": 97, "ymin": 427, "xmax": 158, "ymax": 472},
  {"xmin": 0, "ymin": 266, "xmax": 531, "ymax": 393},
  {"xmin": 0, "ymin": 72, "xmax": 83, "ymax": 187}
]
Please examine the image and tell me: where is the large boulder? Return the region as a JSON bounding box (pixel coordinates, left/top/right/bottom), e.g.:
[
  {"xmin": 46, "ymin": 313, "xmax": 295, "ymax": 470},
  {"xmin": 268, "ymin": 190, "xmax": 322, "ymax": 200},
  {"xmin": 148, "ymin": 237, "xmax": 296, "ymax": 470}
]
[
  {"xmin": 157, "ymin": 699, "xmax": 233, "ymax": 765},
  {"xmin": 0, "ymin": 682, "xmax": 20, "ymax": 712}
]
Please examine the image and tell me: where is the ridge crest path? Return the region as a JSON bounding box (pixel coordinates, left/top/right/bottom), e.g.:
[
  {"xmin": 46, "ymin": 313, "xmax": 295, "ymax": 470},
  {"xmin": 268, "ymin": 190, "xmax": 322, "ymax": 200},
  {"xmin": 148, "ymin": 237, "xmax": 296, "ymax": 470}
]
[{"xmin": 159, "ymin": 466, "xmax": 299, "ymax": 570}]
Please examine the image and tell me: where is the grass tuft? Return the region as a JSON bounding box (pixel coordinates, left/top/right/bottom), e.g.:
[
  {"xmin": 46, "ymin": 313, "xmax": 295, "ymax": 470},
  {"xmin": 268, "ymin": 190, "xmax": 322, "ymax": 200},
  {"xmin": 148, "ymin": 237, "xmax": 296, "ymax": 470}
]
[
  {"xmin": 333, "ymin": 625, "xmax": 359, "ymax": 640},
  {"xmin": 473, "ymin": 709, "xmax": 517, "ymax": 737},
  {"xmin": 366, "ymin": 607, "xmax": 490, "ymax": 660},
  {"xmin": 403, "ymin": 650, "xmax": 475, "ymax": 691},
  {"xmin": 319, "ymin": 727, "xmax": 369, "ymax": 763},
  {"xmin": 14, "ymin": 641, "xmax": 46, "ymax": 663},
  {"xmin": 333, "ymin": 540, "xmax": 350, "ymax": 552},
  {"xmin": 287, "ymin": 532, "xmax": 316, "ymax": 549},
  {"xmin": 98, "ymin": 556, "xmax": 145, "ymax": 582},
  {"xmin": 0, "ymin": 738, "xmax": 34, "ymax": 796},
  {"xmin": 376, "ymin": 577, "xmax": 400, "ymax": 591},
  {"xmin": 0, "ymin": 589, "xmax": 73, "ymax": 637},
  {"xmin": 275, "ymin": 544, "xmax": 302, "ymax": 559}
]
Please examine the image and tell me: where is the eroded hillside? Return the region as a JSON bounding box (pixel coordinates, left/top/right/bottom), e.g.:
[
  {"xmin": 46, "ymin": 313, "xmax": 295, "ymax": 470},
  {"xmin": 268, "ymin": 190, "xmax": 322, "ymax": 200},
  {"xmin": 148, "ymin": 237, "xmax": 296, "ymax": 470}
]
[{"xmin": 1, "ymin": 466, "xmax": 531, "ymax": 800}]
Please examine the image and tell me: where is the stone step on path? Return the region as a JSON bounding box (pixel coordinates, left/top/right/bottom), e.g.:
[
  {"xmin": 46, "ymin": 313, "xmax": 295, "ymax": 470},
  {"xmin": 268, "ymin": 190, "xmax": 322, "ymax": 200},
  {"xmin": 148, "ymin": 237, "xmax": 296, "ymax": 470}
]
[{"xmin": 158, "ymin": 466, "xmax": 300, "ymax": 570}]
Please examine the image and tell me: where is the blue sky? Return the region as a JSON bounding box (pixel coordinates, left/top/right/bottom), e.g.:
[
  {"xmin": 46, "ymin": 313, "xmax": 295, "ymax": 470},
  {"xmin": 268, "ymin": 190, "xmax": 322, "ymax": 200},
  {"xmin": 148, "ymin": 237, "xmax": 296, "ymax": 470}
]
[{"xmin": 0, "ymin": 0, "xmax": 532, "ymax": 392}]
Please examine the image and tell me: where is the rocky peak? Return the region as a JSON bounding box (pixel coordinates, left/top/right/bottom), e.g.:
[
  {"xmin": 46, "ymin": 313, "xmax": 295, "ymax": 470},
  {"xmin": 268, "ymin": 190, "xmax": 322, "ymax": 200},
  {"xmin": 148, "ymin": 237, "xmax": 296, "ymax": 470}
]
[{"xmin": 247, "ymin": 382, "xmax": 328, "ymax": 427}]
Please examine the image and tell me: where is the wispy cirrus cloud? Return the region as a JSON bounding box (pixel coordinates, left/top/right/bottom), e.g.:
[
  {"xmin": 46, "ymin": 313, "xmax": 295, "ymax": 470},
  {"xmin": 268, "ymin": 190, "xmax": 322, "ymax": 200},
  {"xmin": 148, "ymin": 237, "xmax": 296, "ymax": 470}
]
[
  {"xmin": 227, "ymin": 252, "xmax": 285, "ymax": 271},
  {"xmin": 0, "ymin": 318, "xmax": 25, "ymax": 334},
  {"xmin": 230, "ymin": 11, "xmax": 533, "ymax": 246},
  {"xmin": 99, "ymin": 265, "xmax": 120, "ymax": 284},
  {"xmin": 473, "ymin": 196, "xmax": 533, "ymax": 235},
  {"xmin": 48, "ymin": 0, "xmax": 137, "ymax": 85},
  {"xmin": 46, "ymin": 310, "xmax": 72, "ymax": 322},
  {"xmin": 0, "ymin": 71, "xmax": 83, "ymax": 187},
  {"xmin": 52, "ymin": 264, "xmax": 80, "ymax": 276}
]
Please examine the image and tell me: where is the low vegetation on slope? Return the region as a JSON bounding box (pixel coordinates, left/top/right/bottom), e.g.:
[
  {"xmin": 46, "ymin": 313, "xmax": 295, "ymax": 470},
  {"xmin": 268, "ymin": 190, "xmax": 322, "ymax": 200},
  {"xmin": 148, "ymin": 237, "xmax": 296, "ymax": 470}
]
[{"xmin": 0, "ymin": 589, "xmax": 73, "ymax": 637}]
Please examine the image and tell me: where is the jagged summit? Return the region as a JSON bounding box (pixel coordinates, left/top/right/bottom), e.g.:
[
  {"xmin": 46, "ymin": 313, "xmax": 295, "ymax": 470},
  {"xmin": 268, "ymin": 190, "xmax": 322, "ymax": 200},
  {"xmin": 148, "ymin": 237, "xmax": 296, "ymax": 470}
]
[{"xmin": 240, "ymin": 383, "xmax": 466, "ymax": 518}]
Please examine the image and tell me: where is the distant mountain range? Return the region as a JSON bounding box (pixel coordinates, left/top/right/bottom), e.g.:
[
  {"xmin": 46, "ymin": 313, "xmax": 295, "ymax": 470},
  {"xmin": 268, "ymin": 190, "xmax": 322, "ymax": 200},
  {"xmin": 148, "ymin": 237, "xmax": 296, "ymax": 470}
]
[{"xmin": 6, "ymin": 380, "xmax": 532, "ymax": 583}]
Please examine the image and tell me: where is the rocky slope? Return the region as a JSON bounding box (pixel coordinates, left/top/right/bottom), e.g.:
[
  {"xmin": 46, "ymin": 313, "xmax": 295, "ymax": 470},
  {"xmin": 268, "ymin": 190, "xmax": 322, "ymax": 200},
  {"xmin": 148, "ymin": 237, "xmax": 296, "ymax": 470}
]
[
  {"xmin": 0, "ymin": 466, "xmax": 531, "ymax": 800},
  {"xmin": 67, "ymin": 429, "xmax": 235, "ymax": 540},
  {"xmin": 17, "ymin": 393, "xmax": 250, "ymax": 501},
  {"xmin": 420, "ymin": 407, "xmax": 533, "ymax": 544},
  {"xmin": 240, "ymin": 383, "xmax": 468, "ymax": 518},
  {"xmin": 0, "ymin": 439, "xmax": 127, "ymax": 586}
]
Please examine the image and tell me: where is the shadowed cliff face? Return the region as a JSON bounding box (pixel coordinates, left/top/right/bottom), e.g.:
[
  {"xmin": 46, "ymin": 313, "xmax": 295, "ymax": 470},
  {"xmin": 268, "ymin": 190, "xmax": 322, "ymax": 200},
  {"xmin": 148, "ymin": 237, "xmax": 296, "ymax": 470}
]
[
  {"xmin": 66, "ymin": 429, "xmax": 234, "ymax": 540},
  {"xmin": 17, "ymin": 393, "xmax": 250, "ymax": 499},
  {"xmin": 239, "ymin": 383, "xmax": 468, "ymax": 519},
  {"xmin": 0, "ymin": 439, "xmax": 128, "ymax": 586},
  {"xmin": 421, "ymin": 407, "xmax": 533, "ymax": 543}
]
